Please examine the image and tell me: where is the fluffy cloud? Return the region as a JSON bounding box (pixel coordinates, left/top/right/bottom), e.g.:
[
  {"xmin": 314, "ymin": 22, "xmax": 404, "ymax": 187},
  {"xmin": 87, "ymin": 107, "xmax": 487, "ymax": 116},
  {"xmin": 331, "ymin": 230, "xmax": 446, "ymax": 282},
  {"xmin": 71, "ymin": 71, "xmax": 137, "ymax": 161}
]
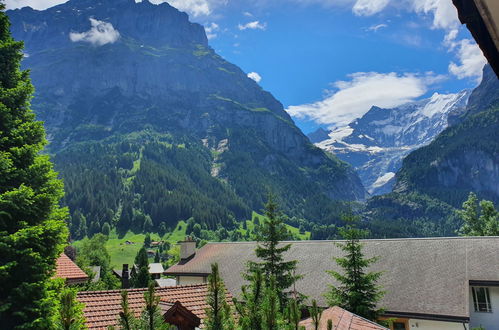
[
  {"xmin": 448, "ymin": 39, "xmax": 487, "ymax": 81},
  {"xmin": 4, "ymin": 0, "xmax": 69, "ymax": 10},
  {"xmin": 411, "ymin": 0, "xmax": 459, "ymax": 29},
  {"xmin": 353, "ymin": 0, "xmax": 390, "ymax": 16},
  {"xmin": 238, "ymin": 21, "xmax": 267, "ymax": 31},
  {"xmin": 286, "ymin": 72, "xmax": 438, "ymax": 127},
  {"xmin": 205, "ymin": 22, "xmax": 219, "ymax": 39},
  {"xmin": 70, "ymin": 18, "xmax": 120, "ymax": 46},
  {"xmin": 247, "ymin": 72, "xmax": 262, "ymax": 83}
]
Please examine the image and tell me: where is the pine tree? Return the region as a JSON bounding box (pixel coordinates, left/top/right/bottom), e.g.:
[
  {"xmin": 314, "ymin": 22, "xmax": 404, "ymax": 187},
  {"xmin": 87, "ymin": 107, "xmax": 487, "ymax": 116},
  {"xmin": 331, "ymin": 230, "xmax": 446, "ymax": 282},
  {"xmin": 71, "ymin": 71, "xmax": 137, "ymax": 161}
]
[
  {"xmin": 308, "ymin": 300, "xmax": 321, "ymax": 330},
  {"xmin": 131, "ymin": 247, "xmax": 150, "ymax": 288},
  {"xmin": 284, "ymin": 297, "xmax": 301, "ymax": 330},
  {"xmin": 139, "ymin": 282, "xmax": 168, "ymax": 330},
  {"xmin": 261, "ymin": 277, "xmax": 283, "ymax": 330},
  {"xmin": 144, "ymin": 233, "xmax": 151, "ymax": 248},
  {"xmin": 119, "ymin": 290, "xmax": 137, "ymax": 330},
  {"xmin": 233, "ymin": 268, "xmax": 264, "ymax": 330},
  {"xmin": 57, "ymin": 286, "xmax": 85, "ymax": 330},
  {"xmin": 325, "ymin": 216, "xmax": 384, "ymax": 321},
  {"xmin": 0, "ymin": 5, "xmax": 69, "ymax": 327},
  {"xmin": 249, "ymin": 194, "xmax": 299, "ymax": 307},
  {"xmin": 204, "ymin": 263, "xmax": 234, "ymax": 330}
]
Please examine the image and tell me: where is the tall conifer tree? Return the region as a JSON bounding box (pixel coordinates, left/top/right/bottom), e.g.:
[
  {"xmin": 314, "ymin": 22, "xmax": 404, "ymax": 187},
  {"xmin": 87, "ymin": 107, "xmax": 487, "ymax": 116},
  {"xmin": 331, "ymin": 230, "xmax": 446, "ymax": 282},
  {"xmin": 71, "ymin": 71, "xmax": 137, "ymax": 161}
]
[
  {"xmin": 204, "ymin": 263, "xmax": 234, "ymax": 330},
  {"xmin": 249, "ymin": 194, "xmax": 299, "ymax": 307},
  {"xmin": 0, "ymin": 3, "xmax": 68, "ymax": 327},
  {"xmin": 326, "ymin": 215, "xmax": 384, "ymax": 321}
]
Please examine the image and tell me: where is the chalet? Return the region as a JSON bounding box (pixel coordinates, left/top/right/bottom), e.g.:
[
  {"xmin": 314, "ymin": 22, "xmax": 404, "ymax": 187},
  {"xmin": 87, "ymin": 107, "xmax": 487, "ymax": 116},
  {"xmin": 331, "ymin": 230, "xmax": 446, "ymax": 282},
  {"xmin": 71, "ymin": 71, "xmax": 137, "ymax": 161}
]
[
  {"xmin": 76, "ymin": 284, "xmax": 232, "ymax": 329},
  {"xmin": 54, "ymin": 253, "xmax": 89, "ymax": 285},
  {"xmin": 165, "ymin": 237, "xmax": 499, "ymax": 330}
]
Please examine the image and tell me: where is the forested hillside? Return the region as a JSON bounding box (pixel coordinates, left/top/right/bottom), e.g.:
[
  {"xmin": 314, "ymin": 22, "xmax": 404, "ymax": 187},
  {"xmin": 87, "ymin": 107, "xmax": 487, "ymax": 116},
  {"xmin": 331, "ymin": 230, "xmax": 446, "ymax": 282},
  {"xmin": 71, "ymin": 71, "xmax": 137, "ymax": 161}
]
[{"xmin": 8, "ymin": 0, "xmax": 366, "ymax": 238}]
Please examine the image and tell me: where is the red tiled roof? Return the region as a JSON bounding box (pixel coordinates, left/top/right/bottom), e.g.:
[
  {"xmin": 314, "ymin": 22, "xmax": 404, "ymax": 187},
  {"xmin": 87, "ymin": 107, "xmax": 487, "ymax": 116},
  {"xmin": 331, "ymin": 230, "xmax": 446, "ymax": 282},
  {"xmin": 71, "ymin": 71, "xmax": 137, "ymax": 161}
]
[
  {"xmin": 55, "ymin": 253, "xmax": 89, "ymax": 284},
  {"xmin": 299, "ymin": 306, "xmax": 387, "ymax": 330},
  {"xmin": 77, "ymin": 284, "xmax": 233, "ymax": 329}
]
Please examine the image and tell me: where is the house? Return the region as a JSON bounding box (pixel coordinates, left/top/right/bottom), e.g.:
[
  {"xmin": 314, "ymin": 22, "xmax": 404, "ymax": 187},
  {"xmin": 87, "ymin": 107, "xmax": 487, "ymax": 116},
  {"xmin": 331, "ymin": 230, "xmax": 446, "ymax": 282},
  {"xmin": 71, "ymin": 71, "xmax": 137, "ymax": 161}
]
[
  {"xmin": 76, "ymin": 284, "xmax": 233, "ymax": 329},
  {"xmin": 155, "ymin": 278, "xmax": 177, "ymax": 288},
  {"xmin": 113, "ymin": 262, "xmax": 165, "ymax": 288},
  {"xmin": 55, "ymin": 253, "xmax": 89, "ymax": 285},
  {"xmin": 452, "ymin": 0, "xmax": 499, "ymax": 77},
  {"xmin": 299, "ymin": 306, "xmax": 387, "ymax": 330},
  {"xmin": 165, "ymin": 236, "xmax": 499, "ymax": 330}
]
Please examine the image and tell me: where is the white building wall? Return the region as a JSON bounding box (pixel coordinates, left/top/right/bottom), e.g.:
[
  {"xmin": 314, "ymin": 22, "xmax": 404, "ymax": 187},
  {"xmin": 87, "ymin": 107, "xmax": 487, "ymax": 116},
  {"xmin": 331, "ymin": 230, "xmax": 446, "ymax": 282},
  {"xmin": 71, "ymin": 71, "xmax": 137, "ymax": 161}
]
[
  {"xmin": 469, "ymin": 286, "xmax": 499, "ymax": 329},
  {"xmin": 408, "ymin": 319, "xmax": 466, "ymax": 330},
  {"xmin": 177, "ymin": 275, "xmax": 206, "ymax": 286}
]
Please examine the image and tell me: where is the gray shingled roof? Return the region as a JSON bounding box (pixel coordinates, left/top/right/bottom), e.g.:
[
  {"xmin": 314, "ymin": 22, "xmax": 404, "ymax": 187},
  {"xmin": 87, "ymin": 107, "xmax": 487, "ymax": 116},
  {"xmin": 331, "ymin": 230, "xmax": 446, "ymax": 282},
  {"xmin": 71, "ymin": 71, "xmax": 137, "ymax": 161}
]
[{"xmin": 165, "ymin": 237, "xmax": 499, "ymax": 320}]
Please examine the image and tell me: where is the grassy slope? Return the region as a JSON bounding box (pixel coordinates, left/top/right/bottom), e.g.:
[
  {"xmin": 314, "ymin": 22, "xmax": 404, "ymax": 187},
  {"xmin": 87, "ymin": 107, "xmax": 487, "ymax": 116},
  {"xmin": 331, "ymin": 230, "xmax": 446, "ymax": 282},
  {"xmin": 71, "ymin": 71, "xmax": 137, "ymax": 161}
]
[
  {"xmin": 73, "ymin": 212, "xmax": 309, "ymax": 267},
  {"xmin": 73, "ymin": 221, "xmax": 187, "ymax": 268}
]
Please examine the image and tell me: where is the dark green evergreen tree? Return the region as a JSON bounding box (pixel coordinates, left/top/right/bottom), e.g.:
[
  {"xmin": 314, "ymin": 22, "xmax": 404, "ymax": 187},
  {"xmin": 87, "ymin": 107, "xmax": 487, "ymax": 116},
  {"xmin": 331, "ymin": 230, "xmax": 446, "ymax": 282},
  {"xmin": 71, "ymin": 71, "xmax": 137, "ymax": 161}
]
[
  {"xmin": 249, "ymin": 194, "xmax": 299, "ymax": 306},
  {"xmin": 154, "ymin": 250, "xmax": 160, "ymax": 263},
  {"xmin": 131, "ymin": 247, "xmax": 150, "ymax": 288},
  {"xmin": 101, "ymin": 222, "xmax": 111, "ymax": 236},
  {"xmin": 0, "ymin": 5, "xmax": 68, "ymax": 327},
  {"xmin": 325, "ymin": 216, "xmax": 384, "ymax": 321},
  {"xmin": 144, "ymin": 233, "xmax": 151, "ymax": 247},
  {"xmin": 204, "ymin": 263, "xmax": 234, "ymax": 330},
  {"xmin": 261, "ymin": 277, "xmax": 283, "ymax": 330}
]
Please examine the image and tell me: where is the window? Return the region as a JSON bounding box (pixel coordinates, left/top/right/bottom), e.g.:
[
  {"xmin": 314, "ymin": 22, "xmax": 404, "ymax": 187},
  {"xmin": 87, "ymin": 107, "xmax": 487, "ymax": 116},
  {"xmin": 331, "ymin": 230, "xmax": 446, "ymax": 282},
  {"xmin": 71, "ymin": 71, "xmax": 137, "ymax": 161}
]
[{"xmin": 472, "ymin": 287, "xmax": 492, "ymax": 312}]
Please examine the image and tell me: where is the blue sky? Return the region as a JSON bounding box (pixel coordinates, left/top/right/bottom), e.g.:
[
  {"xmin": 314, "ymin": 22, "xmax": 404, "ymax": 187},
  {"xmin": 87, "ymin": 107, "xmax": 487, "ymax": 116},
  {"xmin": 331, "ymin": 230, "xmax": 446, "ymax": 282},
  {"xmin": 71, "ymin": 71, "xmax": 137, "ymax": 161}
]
[{"xmin": 6, "ymin": 0, "xmax": 488, "ymax": 134}]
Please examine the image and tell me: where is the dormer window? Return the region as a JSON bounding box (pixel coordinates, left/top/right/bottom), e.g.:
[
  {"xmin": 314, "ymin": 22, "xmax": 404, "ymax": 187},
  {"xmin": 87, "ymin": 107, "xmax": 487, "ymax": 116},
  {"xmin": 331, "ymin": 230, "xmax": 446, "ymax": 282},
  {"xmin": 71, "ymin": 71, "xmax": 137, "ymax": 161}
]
[{"xmin": 472, "ymin": 287, "xmax": 492, "ymax": 313}]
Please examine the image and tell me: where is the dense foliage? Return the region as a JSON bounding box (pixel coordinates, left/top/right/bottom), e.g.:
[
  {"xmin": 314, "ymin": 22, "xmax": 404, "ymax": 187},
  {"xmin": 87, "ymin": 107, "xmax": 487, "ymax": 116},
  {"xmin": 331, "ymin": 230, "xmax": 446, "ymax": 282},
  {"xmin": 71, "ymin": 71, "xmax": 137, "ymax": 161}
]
[
  {"xmin": 0, "ymin": 6, "xmax": 68, "ymax": 327},
  {"xmin": 459, "ymin": 192, "xmax": 498, "ymax": 236}
]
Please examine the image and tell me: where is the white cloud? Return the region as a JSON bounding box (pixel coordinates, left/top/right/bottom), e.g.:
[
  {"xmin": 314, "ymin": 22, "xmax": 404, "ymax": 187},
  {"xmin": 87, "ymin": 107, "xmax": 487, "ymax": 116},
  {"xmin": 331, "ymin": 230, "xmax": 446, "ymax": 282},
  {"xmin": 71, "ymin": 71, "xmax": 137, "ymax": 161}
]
[
  {"xmin": 353, "ymin": 0, "xmax": 390, "ymax": 16},
  {"xmin": 70, "ymin": 18, "xmax": 120, "ymax": 46},
  {"xmin": 243, "ymin": 11, "xmax": 254, "ymax": 17},
  {"xmin": 411, "ymin": 0, "xmax": 459, "ymax": 30},
  {"xmin": 286, "ymin": 71, "xmax": 437, "ymax": 127},
  {"xmin": 146, "ymin": 0, "xmax": 228, "ymax": 17},
  {"xmin": 238, "ymin": 21, "xmax": 267, "ymax": 31},
  {"xmin": 4, "ymin": 0, "xmax": 69, "ymax": 10},
  {"xmin": 247, "ymin": 72, "xmax": 262, "ymax": 83},
  {"xmin": 205, "ymin": 22, "xmax": 219, "ymax": 39},
  {"xmin": 367, "ymin": 23, "xmax": 388, "ymax": 32},
  {"xmin": 448, "ymin": 39, "xmax": 486, "ymax": 81}
]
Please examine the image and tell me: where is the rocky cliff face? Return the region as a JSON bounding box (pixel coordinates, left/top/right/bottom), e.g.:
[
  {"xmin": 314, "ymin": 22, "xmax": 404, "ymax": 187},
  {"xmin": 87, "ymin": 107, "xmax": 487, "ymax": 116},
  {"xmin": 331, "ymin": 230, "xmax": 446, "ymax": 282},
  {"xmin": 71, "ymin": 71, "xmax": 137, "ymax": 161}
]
[
  {"xmin": 7, "ymin": 0, "xmax": 366, "ymax": 233},
  {"xmin": 394, "ymin": 65, "xmax": 499, "ymax": 206},
  {"xmin": 310, "ymin": 90, "xmax": 470, "ymax": 195}
]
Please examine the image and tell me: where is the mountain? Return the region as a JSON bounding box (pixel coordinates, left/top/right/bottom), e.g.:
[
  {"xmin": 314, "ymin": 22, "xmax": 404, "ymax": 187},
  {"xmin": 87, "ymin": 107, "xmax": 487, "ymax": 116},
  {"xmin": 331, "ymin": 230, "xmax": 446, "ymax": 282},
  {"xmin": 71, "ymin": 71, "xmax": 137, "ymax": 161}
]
[
  {"xmin": 394, "ymin": 65, "xmax": 499, "ymax": 207},
  {"xmin": 307, "ymin": 127, "xmax": 331, "ymax": 144},
  {"xmin": 311, "ymin": 90, "xmax": 470, "ymax": 195},
  {"xmin": 7, "ymin": 0, "xmax": 366, "ymax": 238}
]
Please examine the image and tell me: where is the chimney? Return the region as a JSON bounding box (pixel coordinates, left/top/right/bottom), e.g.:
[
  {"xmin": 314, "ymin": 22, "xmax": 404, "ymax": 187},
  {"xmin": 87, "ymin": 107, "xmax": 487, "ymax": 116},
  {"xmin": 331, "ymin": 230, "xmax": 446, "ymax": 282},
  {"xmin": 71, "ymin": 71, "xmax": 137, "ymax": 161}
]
[
  {"xmin": 179, "ymin": 236, "xmax": 196, "ymax": 261},
  {"xmin": 122, "ymin": 264, "xmax": 130, "ymax": 289}
]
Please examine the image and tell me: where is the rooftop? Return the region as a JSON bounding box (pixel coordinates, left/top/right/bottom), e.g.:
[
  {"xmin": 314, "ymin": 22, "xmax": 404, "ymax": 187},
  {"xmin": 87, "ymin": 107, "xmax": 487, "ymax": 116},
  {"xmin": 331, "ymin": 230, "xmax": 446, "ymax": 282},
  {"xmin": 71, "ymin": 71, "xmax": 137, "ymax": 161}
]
[
  {"xmin": 299, "ymin": 306, "xmax": 387, "ymax": 330},
  {"xmin": 77, "ymin": 284, "xmax": 232, "ymax": 329},
  {"xmin": 55, "ymin": 253, "xmax": 89, "ymax": 285},
  {"xmin": 166, "ymin": 236, "xmax": 499, "ymax": 321}
]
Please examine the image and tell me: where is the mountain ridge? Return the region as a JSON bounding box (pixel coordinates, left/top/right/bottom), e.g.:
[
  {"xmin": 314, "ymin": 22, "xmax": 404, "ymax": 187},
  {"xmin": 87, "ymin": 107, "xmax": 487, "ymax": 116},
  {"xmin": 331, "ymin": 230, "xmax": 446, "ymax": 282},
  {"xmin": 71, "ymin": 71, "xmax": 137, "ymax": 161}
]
[{"xmin": 7, "ymin": 0, "xmax": 366, "ymax": 238}]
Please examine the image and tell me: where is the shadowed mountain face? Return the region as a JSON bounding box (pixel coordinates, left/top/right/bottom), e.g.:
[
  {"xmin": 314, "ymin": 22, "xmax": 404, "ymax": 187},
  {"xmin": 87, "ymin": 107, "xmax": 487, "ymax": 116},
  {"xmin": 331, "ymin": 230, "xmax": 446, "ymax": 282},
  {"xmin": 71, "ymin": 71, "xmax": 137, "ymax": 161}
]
[
  {"xmin": 394, "ymin": 65, "xmax": 499, "ymax": 207},
  {"xmin": 8, "ymin": 0, "xmax": 366, "ymax": 236}
]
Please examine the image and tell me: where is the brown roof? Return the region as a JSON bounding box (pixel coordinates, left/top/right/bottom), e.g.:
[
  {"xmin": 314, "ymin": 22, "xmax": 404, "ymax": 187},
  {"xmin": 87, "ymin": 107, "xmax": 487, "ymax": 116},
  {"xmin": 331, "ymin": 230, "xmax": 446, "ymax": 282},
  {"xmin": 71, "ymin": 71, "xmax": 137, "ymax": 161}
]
[
  {"xmin": 55, "ymin": 253, "xmax": 89, "ymax": 284},
  {"xmin": 299, "ymin": 306, "xmax": 387, "ymax": 330},
  {"xmin": 77, "ymin": 284, "xmax": 232, "ymax": 329},
  {"xmin": 165, "ymin": 236, "xmax": 499, "ymax": 321}
]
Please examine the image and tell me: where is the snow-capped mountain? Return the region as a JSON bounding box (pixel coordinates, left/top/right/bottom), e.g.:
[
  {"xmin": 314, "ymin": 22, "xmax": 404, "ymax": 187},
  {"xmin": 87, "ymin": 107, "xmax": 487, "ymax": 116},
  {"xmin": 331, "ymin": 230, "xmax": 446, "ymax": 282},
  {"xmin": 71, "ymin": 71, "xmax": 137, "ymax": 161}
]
[{"xmin": 310, "ymin": 90, "xmax": 471, "ymax": 195}]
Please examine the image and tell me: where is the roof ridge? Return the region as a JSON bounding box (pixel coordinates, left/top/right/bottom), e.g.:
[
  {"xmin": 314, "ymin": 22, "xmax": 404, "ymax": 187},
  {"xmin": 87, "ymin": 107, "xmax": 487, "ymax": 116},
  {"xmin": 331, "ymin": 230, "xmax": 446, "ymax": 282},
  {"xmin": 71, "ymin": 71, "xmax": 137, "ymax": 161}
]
[
  {"xmin": 77, "ymin": 283, "xmax": 208, "ymax": 296},
  {"xmin": 204, "ymin": 236, "xmax": 499, "ymax": 245}
]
